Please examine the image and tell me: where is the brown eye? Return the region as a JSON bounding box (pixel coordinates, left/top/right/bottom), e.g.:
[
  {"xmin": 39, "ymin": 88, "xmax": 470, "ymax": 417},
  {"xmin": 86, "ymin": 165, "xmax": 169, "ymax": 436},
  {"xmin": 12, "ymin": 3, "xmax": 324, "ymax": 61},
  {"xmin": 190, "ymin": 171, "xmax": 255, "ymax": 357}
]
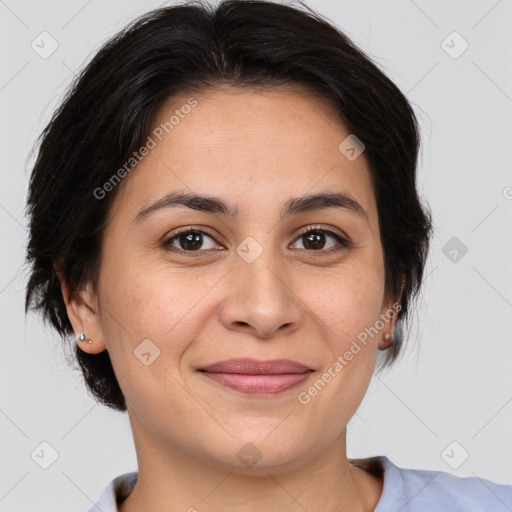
[
  {"xmin": 292, "ymin": 227, "xmax": 349, "ymax": 252},
  {"xmin": 303, "ymin": 231, "xmax": 327, "ymax": 250},
  {"xmin": 163, "ymin": 230, "xmax": 219, "ymax": 253}
]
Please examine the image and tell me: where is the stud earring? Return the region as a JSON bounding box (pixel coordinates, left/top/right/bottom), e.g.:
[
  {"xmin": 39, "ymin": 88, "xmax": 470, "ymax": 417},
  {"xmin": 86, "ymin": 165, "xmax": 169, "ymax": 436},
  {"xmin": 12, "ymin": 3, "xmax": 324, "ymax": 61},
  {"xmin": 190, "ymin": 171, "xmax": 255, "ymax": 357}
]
[
  {"xmin": 77, "ymin": 332, "xmax": 93, "ymax": 344},
  {"xmin": 382, "ymin": 332, "xmax": 393, "ymax": 343}
]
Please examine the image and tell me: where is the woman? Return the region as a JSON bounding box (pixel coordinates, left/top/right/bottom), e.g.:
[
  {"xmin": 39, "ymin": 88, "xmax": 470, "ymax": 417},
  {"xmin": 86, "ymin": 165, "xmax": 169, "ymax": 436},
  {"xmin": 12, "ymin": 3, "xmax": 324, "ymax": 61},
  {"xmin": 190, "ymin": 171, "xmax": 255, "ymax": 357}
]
[{"xmin": 24, "ymin": 1, "xmax": 512, "ymax": 510}]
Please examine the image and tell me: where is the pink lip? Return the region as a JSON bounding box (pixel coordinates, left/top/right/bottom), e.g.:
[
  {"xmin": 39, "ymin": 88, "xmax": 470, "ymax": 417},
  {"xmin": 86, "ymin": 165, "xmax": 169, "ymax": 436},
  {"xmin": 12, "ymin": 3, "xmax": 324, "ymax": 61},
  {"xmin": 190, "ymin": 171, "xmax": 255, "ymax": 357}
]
[{"xmin": 198, "ymin": 358, "xmax": 314, "ymax": 394}]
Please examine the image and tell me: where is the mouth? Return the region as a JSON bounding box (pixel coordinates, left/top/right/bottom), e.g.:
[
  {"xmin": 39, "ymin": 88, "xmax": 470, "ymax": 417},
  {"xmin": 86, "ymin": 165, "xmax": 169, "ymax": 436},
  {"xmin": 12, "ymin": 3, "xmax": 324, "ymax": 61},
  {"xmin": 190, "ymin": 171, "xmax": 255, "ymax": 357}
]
[{"xmin": 197, "ymin": 358, "xmax": 314, "ymax": 394}]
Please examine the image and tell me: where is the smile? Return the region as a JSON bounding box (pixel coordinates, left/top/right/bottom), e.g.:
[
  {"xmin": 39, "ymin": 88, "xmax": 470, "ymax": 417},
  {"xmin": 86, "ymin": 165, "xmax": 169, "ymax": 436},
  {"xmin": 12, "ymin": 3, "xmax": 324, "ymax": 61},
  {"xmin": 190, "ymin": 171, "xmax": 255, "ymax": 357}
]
[
  {"xmin": 198, "ymin": 358, "xmax": 314, "ymax": 394},
  {"xmin": 200, "ymin": 371, "xmax": 313, "ymax": 394}
]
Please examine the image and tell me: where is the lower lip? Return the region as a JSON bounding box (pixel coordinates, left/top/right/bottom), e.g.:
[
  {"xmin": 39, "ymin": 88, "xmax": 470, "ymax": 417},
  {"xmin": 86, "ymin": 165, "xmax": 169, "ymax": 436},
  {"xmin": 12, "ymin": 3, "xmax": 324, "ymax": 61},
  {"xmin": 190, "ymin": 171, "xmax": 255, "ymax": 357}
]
[{"xmin": 200, "ymin": 371, "xmax": 313, "ymax": 394}]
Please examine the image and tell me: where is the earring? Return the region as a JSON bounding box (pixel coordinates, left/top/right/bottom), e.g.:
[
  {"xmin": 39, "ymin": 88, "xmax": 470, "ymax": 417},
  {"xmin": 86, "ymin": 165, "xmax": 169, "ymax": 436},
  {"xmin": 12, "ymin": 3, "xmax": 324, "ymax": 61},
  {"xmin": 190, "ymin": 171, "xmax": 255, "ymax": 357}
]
[
  {"xmin": 382, "ymin": 332, "xmax": 393, "ymax": 343},
  {"xmin": 77, "ymin": 332, "xmax": 93, "ymax": 344}
]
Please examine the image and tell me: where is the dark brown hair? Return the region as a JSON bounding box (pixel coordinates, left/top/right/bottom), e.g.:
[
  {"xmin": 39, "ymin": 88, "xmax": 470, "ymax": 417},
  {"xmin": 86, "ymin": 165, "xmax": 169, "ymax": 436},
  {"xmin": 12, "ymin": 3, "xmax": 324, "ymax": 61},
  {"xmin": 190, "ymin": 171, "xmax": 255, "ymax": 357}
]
[{"xmin": 25, "ymin": 0, "xmax": 433, "ymax": 411}]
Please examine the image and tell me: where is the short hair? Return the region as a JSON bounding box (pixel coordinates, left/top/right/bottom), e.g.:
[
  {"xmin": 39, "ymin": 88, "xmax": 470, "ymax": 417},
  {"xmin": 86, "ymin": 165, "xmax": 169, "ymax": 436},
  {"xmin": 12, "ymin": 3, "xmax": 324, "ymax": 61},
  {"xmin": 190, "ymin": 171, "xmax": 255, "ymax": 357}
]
[{"xmin": 25, "ymin": 0, "xmax": 433, "ymax": 412}]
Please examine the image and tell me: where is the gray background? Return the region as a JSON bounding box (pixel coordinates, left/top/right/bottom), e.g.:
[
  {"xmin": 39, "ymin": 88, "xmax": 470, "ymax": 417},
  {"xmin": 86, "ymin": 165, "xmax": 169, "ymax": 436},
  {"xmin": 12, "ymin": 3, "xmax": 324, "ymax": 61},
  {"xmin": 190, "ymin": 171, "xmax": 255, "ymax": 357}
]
[{"xmin": 1, "ymin": 0, "xmax": 511, "ymax": 510}]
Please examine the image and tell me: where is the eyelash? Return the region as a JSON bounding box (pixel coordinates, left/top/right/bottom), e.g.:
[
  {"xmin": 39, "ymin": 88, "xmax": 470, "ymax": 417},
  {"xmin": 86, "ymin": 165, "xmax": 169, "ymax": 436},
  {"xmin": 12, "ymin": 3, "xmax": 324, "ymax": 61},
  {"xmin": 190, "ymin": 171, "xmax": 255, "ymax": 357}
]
[{"xmin": 162, "ymin": 224, "xmax": 350, "ymax": 257}]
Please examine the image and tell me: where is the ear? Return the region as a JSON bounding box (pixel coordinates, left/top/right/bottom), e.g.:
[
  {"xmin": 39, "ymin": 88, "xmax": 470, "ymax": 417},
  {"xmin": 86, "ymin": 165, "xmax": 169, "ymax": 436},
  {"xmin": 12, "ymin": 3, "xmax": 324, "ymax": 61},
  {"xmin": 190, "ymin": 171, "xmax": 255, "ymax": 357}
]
[
  {"xmin": 54, "ymin": 266, "xmax": 107, "ymax": 354},
  {"xmin": 378, "ymin": 277, "xmax": 405, "ymax": 350}
]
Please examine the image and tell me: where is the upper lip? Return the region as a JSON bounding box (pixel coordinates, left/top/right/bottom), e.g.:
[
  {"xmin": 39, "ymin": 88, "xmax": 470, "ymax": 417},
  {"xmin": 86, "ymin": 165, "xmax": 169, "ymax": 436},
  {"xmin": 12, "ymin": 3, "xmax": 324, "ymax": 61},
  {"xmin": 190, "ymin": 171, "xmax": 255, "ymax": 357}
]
[{"xmin": 199, "ymin": 358, "xmax": 313, "ymax": 374}]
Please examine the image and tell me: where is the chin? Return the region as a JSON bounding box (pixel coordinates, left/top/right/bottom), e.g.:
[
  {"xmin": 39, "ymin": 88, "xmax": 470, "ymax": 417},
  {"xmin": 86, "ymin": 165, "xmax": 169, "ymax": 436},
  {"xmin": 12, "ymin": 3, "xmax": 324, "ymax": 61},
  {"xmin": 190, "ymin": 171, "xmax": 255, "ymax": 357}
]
[{"xmin": 210, "ymin": 431, "xmax": 312, "ymax": 475}]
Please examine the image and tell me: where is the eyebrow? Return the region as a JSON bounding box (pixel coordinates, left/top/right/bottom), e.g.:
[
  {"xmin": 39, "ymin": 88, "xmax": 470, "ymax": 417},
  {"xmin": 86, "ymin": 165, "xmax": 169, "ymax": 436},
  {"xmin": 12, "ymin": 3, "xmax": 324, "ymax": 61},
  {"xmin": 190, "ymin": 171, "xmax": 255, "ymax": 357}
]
[{"xmin": 133, "ymin": 190, "xmax": 369, "ymax": 225}]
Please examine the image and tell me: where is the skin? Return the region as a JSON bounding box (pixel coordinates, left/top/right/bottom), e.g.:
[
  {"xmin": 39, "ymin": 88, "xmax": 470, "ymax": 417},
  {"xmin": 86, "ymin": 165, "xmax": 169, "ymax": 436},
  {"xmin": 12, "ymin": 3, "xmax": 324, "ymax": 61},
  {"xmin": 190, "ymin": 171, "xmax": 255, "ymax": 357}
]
[{"xmin": 58, "ymin": 85, "xmax": 402, "ymax": 512}]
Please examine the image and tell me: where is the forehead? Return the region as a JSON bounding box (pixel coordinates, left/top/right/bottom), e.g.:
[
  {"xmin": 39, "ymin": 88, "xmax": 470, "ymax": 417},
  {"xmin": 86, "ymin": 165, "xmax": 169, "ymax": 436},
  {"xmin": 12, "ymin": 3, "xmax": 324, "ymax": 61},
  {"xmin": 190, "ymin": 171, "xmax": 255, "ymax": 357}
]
[{"xmin": 107, "ymin": 86, "xmax": 377, "ymax": 227}]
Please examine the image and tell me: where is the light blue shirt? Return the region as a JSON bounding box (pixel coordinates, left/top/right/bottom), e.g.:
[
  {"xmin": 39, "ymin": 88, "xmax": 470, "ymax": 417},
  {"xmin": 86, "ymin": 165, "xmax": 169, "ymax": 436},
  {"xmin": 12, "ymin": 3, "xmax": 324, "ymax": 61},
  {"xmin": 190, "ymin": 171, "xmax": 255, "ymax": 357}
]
[{"xmin": 87, "ymin": 455, "xmax": 512, "ymax": 511}]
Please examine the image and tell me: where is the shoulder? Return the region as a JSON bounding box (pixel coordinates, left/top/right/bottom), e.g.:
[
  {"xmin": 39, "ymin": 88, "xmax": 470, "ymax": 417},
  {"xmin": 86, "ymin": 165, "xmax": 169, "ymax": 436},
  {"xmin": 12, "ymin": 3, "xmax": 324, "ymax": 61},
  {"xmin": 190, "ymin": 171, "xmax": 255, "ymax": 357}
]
[
  {"xmin": 86, "ymin": 472, "xmax": 138, "ymax": 512},
  {"xmin": 369, "ymin": 455, "xmax": 512, "ymax": 511}
]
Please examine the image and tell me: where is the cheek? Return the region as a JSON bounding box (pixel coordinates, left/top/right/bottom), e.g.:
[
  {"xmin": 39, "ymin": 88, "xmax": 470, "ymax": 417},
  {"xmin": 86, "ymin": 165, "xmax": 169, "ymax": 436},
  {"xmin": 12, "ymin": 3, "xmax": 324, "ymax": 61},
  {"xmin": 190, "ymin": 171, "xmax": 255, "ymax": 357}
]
[
  {"xmin": 307, "ymin": 265, "xmax": 384, "ymax": 348},
  {"xmin": 100, "ymin": 255, "xmax": 218, "ymax": 364},
  {"xmin": 101, "ymin": 248, "xmax": 171, "ymax": 329},
  {"xmin": 300, "ymin": 274, "xmax": 382, "ymax": 426}
]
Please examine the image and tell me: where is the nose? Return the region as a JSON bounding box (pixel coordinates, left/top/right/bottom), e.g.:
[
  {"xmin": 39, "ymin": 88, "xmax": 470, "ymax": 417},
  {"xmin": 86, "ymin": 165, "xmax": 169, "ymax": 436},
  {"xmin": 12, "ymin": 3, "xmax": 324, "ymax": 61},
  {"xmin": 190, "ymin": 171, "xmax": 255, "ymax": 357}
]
[{"xmin": 219, "ymin": 251, "xmax": 303, "ymax": 339}]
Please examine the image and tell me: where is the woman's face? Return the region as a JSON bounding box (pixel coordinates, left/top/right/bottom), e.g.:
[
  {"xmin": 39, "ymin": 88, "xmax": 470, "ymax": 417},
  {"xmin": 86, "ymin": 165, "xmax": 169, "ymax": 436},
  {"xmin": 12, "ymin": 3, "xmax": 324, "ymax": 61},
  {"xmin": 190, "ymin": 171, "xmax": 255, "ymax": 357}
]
[{"xmin": 75, "ymin": 86, "xmax": 399, "ymax": 472}]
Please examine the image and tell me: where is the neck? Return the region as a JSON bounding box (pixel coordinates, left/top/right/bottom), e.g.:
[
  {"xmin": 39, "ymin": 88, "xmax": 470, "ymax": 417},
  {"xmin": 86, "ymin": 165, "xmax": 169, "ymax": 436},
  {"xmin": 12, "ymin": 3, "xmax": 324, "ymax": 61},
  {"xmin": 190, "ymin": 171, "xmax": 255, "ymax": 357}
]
[{"xmin": 118, "ymin": 416, "xmax": 383, "ymax": 512}]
